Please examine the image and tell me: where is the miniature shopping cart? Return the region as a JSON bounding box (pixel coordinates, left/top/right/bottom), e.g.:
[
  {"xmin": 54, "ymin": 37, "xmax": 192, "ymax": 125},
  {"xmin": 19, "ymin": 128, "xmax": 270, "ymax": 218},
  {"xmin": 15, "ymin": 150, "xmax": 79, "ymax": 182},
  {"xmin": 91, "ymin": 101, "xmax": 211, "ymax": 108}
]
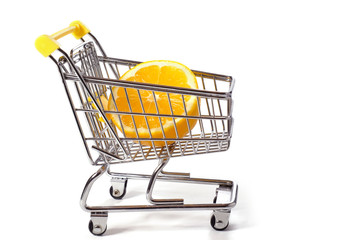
[{"xmin": 36, "ymin": 21, "xmax": 238, "ymax": 235}]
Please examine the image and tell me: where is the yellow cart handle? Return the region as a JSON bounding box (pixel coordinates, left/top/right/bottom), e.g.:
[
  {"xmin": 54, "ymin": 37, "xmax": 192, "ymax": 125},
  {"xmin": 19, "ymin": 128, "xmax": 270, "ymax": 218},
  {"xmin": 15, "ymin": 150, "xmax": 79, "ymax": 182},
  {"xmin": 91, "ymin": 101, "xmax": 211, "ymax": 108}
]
[{"xmin": 35, "ymin": 20, "xmax": 90, "ymax": 57}]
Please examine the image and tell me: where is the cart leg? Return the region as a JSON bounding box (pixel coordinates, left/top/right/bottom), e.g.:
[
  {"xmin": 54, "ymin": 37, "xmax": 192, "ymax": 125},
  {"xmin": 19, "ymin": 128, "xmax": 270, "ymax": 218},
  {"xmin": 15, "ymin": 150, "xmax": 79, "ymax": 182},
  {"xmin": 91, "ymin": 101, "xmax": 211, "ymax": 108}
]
[
  {"xmin": 110, "ymin": 177, "xmax": 128, "ymax": 199},
  {"xmin": 146, "ymin": 158, "xmax": 184, "ymax": 205},
  {"xmin": 210, "ymin": 185, "xmax": 233, "ymax": 230},
  {"xmin": 89, "ymin": 212, "xmax": 108, "ymax": 235},
  {"xmin": 80, "ymin": 165, "xmax": 107, "ymax": 212}
]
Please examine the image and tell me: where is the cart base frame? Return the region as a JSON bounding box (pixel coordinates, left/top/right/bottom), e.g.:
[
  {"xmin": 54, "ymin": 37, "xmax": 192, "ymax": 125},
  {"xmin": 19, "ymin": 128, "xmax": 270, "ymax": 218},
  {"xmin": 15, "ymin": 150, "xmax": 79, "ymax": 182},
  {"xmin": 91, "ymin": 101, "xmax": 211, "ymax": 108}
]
[{"xmin": 80, "ymin": 163, "xmax": 238, "ymax": 235}]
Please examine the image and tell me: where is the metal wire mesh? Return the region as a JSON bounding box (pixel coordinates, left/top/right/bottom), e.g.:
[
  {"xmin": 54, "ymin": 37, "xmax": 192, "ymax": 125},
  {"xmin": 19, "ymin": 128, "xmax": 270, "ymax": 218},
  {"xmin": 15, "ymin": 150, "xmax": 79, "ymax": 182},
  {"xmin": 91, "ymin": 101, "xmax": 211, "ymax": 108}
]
[{"xmin": 59, "ymin": 42, "xmax": 234, "ymax": 165}]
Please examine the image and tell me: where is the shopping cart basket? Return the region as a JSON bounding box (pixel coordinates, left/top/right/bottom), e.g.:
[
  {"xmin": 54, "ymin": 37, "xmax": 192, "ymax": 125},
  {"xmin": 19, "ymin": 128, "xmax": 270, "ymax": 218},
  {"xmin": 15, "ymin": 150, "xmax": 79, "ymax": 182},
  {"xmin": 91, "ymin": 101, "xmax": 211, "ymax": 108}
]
[{"xmin": 35, "ymin": 21, "xmax": 238, "ymax": 235}]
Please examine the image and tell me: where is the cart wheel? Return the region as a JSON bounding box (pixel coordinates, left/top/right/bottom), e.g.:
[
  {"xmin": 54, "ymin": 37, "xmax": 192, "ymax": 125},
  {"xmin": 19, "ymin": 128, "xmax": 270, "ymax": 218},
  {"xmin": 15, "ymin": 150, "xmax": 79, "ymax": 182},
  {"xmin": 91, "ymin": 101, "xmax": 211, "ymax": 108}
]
[
  {"xmin": 89, "ymin": 220, "xmax": 107, "ymax": 236},
  {"xmin": 210, "ymin": 211, "xmax": 230, "ymax": 231},
  {"xmin": 109, "ymin": 178, "xmax": 128, "ymax": 199}
]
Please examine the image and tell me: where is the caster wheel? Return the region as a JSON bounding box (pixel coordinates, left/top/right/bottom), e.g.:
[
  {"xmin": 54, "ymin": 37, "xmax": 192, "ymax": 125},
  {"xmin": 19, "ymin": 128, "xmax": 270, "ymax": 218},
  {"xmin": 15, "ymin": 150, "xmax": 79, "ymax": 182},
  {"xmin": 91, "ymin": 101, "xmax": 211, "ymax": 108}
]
[
  {"xmin": 89, "ymin": 220, "xmax": 107, "ymax": 236},
  {"xmin": 210, "ymin": 212, "xmax": 230, "ymax": 231},
  {"xmin": 110, "ymin": 179, "xmax": 128, "ymax": 199}
]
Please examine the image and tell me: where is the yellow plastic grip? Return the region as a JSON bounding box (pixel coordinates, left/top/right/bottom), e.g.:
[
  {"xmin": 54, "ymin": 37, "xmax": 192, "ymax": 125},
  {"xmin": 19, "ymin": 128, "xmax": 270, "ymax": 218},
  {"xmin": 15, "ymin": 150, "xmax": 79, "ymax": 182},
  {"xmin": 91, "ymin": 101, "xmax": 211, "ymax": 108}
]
[{"xmin": 35, "ymin": 20, "xmax": 90, "ymax": 57}]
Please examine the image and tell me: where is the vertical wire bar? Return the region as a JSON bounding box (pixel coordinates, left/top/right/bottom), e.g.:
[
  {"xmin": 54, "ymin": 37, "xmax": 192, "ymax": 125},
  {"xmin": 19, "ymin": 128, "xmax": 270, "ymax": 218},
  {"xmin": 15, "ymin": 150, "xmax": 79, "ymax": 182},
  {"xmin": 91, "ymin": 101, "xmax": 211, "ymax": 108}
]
[
  {"xmin": 67, "ymin": 55, "xmax": 103, "ymax": 154},
  {"xmin": 104, "ymin": 59, "xmax": 129, "ymax": 156},
  {"xmin": 93, "ymin": 53, "xmax": 107, "ymax": 97},
  {"xmin": 101, "ymin": 61, "xmax": 119, "ymax": 153},
  {"xmin": 152, "ymin": 91, "xmax": 171, "ymax": 157},
  {"xmin": 210, "ymin": 97, "xmax": 221, "ymax": 150},
  {"xmin": 112, "ymin": 61, "xmax": 122, "ymax": 154},
  {"xmin": 85, "ymin": 47, "xmax": 95, "ymax": 77},
  {"xmin": 91, "ymin": 112, "xmax": 105, "ymax": 149},
  {"xmin": 201, "ymin": 75, "xmax": 213, "ymax": 152},
  {"xmin": 181, "ymin": 95, "xmax": 192, "ymax": 138},
  {"xmin": 181, "ymin": 94, "xmax": 195, "ymax": 153},
  {"xmin": 108, "ymin": 119, "xmax": 120, "ymax": 156},
  {"xmin": 123, "ymin": 87, "xmax": 141, "ymax": 161},
  {"xmin": 87, "ymin": 83, "xmax": 106, "ymax": 150},
  {"xmin": 76, "ymin": 60, "xmax": 102, "ymax": 149},
  {"xmin": 167, "ymin": 93, "xmax": 181, "ymax": 155},
  {"xmin": 74, "ymin": 81, "xmax": 85, "ymax": 108},
  {"xmin": 123, "ymin": 88, "xmax": 139, "ymax": 140},
  {"xmin": 210, "ymin": 97, "xmax": 219, "ymax": 138},
  {"xmin": 103, "ymin": 61, "xmax": 110, "ymax": 79},
  {"xmin": 78, "ymin": 50, "xmax": 85, "ymax": 74},
  {"xmin": 111, "ymin": 62, "xmax": 127, "ymax": 154},
  {"xmin": 196, "ymin": 96, "xmax": 205, "ymax": 153},
  {"xmin": 115, "ymin": 63, "xmax": 121, "ymax": 79},
  {"xmin": 88, "ymin": 47, "xmax": 98, "ymax": 77},
  {"xmin": 79, "ymin": 49, "xmax": 102, "ymax": 150},
  {"xmin": 93, "ymin": 83, "xmax": 110, "ymax": 150},
  {"xmin": 166, "ymin": 93, "xmax": 179, "ymax": 138},
  {"xmin": 90, "ymin": 47, "xmax": 102, "ymax": 78},
  {"xmin": 109, "ymin": 86, "xmax": 130, "ymax": 153},
  {"xmin": 213, "ymin": 76, "xmax": 225, "ymax": 149},
  {"xmin": 83, "ymin": 48, "xmax": 91, "ymax": 76},
  {"xmin": 88, "ymin": 81, "xmax": 108, "ymax": 150},
  {"xmin": 201, "ymin": 75, "xmax": 214, "ymax": 132},
  {"xmin": 81, "ymin": 46, "xmax": 89, "ymax": 73},
  {"xmin": 89, "ymin": 50, "xmax": 110, "ymax": 152},
  {"xmin": 103, "ymin": 61, "xmax": 122, "ymax": 154},
  {"xmin": 213, "ymin": 76, "xmax": 226, "ymax": 137},
  {"xmin": 79, "ymin": 50, "xmax": 90, "ymax": 76},
  {"xmin": 135, "ymin": 89, "xmax": 150, "ymax": 159},
  {"xmin": 227, "ymin": 96, "xmax": 232, "ymax": 149}
]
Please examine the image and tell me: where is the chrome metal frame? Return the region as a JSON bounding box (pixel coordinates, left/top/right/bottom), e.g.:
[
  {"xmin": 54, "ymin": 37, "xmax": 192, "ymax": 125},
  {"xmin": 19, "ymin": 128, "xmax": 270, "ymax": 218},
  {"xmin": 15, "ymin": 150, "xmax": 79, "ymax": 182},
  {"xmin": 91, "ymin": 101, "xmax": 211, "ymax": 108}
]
[
  {"xmin": 80, "ymin": 164, "xmax": 238, "ymax": 212},
  {"xmin": 47, "ymin": 32, "xmax": 237, "ymax": 235}
]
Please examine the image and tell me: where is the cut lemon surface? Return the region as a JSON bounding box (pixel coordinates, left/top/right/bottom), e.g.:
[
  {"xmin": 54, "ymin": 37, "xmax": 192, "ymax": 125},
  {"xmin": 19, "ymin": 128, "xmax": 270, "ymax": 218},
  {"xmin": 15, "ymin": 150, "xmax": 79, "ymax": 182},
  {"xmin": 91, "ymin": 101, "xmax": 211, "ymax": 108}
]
[{"xmin": 108, "ymin": 60, "xmax": 199, "ymax": 146}]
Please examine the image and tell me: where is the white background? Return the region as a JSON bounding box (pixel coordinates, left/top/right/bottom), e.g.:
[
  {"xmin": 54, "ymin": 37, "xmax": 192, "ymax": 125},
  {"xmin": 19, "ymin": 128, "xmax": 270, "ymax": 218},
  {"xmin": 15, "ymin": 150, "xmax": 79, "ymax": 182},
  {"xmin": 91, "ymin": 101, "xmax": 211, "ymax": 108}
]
[{"xmin": 1, "ymin": 0, "xmax": 360, "ymax": 239}]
